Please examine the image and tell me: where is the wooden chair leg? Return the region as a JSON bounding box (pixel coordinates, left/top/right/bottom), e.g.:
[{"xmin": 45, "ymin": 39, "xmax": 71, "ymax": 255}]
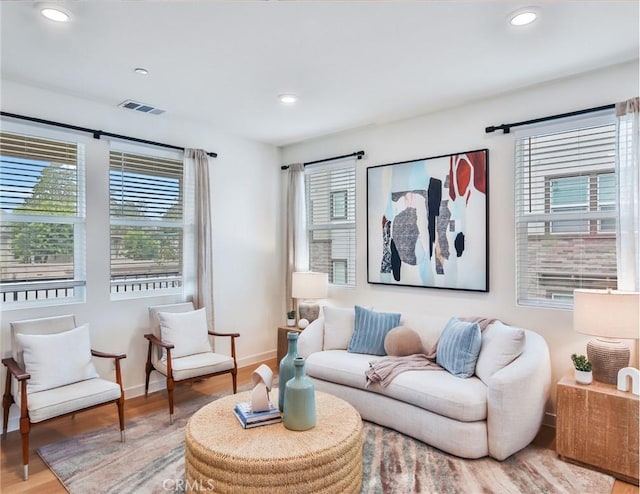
[
  {"xmin": 116, "ymin": 399, "xmax": 125, "ymax": 442},
  {"xmin": 2, "ymin": 402, "xmax": 9, "ymax": 440},
  {"xmin": 2, "ymin": 372, "xmax": 13, "ymax": 439},
  {"xmin": 232, "ymin": 370, "xmax": 237, "ymax": 394},
  {"xmin": 144, "ymin": 365, "xmax": 153, "ymax": 398},
  {"xmin": 19, "ymin": 416, "xmax": 30, "ymax": 480},
  {"xmin": 144, "ymin": 342, "xmax": 153, "ymax": 398},
  {"xmin": 167, "ymin": 376, "xmax": 175, "ymax": 424}
]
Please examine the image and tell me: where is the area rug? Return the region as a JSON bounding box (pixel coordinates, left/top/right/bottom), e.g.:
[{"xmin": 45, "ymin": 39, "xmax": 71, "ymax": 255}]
[{"xmin": 38, "ymin": 391, "xmax": 614, "ymax": 494}]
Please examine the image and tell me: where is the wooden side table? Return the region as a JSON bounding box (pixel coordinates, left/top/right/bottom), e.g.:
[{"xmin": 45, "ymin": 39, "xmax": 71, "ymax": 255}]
[
  {"xmin": 556, "ymin": 372, "xmax": 639, "ymax": 485},
  {"xmin": 277, "ymin": 326, "xmax": 303, "ymax": 364}
]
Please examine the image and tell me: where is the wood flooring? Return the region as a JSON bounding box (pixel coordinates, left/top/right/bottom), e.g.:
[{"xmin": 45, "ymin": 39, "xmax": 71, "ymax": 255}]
[{"xmin": 1, "ymin": 359, "xmax": 637, "ymax": 494}]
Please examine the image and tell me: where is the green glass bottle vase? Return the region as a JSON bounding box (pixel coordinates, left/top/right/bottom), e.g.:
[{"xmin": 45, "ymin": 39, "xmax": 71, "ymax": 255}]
[
  {"xmin": 278, "ymin": 331, "xmax": 299, "ymax": 411},
  {"xmin": 283, "ymin": 357, "xmax": 316, "ymax": 431}
]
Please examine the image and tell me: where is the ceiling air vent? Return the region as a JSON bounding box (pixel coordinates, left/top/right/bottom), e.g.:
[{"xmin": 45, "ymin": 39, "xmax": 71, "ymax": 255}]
[{"xmin": 118, "ymin": 100, "xmax": 166, "ymax": 115}]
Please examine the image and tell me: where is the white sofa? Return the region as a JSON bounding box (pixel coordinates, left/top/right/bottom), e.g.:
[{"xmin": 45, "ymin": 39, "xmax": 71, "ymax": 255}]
[{"xmin": 297, "ymin": 309, "xmax": 551, "ymax": 461}]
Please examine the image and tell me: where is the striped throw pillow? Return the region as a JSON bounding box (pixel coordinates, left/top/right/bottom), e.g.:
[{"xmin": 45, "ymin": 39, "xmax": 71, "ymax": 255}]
[
  {"xmin": 348, "ymin": 306, "xmax": 401, "ymax": 356},
  {"xmin": 436, "ymin": 317, "xmax": 482, "ymax": 378}
]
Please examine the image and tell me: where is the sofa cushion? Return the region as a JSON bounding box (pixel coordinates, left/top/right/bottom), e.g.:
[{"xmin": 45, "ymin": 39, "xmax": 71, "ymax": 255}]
[
  {"xmin": 384, "ymin": 326, "xmax": 424, "ymax": 356},
  {"xmin": 18, "ymin": 377, "xmax": 121, "ymax": 423},
  {"xmin": 306, "ymin": 350, "xmax": 487, "ymax": 422},
  {"xmin": 348, "ymin": 306, "xmax": 401, "ymax": 356},
  {"xmin": 307, "ymin": 350, "xmax": 382, "ymax": 389},
  {"xmin": 154, "ymin": 352, "xmax": 234, "ymax": 381},
  {"xmin": 475, "ymin": 321, "xmax": 525, "ymax": 385},
  {"xmin": 16, "ymin": 324, "xmax": 99, "ymax": 394},
  {"xmin": 323, "ymin": 306, "xmax": 356, "ymax": 350},
  {"xmin": 436, "ymin": 317, "xmax": 482, "ymax": 378}
]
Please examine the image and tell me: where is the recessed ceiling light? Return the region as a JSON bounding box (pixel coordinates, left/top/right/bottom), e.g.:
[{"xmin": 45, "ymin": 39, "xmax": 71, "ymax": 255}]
[
  {"xmin": 134, "ymin": 68, "xmax": 149, "ymax": 75},
  {"xmin": 278, "ymin": 94, "xmax": 297, "ymax": 104},
  {"xmin": 509, "ymin": 9, "xmax": 538, "ymax": 26},
  {"xmin": 40, "ymin": 7, "xmax": 71, "ymax": 22}
]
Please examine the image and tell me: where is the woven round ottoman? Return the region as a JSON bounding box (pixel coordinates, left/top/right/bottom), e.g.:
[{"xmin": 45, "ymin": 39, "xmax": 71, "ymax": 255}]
[{"xmin": 185, "ymin": 390, "xmax": 363, "ymax": 494}]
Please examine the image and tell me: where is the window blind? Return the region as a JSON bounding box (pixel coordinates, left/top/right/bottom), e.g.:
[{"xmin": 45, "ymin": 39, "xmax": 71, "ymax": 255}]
[
  {"xmin": 306, "ymin": 161, "xmax": 356, "ymax": 287},
  {"xmin": 0, "ymin": 131, "xmax": 85, "ymax": 304},
  {"xmin": 515, "ymin": 117, "xmax": 617, "ymax": 308},
  {"xmin": 109, "ymin": 149, "xmax": 184, "ymax": 295}
]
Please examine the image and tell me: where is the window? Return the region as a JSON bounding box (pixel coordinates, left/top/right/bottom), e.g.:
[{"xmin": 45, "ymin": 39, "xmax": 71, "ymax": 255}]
[
  {"xmin": 515, "ymin": 114, "xmax": 617, "ymax": 308},
  {"xmin": 330, "ymin": 190, "xmax": 348, "ymax": 219},
  {"xmin": 548, "ymin": 173, "xmax": 614, "ymax": 234},
  {"xmin": 109, "ymin": 145, "xmax": 184, "ymax": 297},
  {"xmin": 549, "ymin": 175, "xmax": 589, "ymax": 233},
  {"xmin": 597, "ymin": 173, "xmax": 616, "ymax": 233},
  {"xmin": 0, "ymin": 129, "xmax": 86, "ymax": 306},
  {"xmin": 332, "ymin": 259, "xmax": 348, "ymax": 285},
  {"xmin": 306, "ymin": 161, "xmax": 356, "ymax": 287}
]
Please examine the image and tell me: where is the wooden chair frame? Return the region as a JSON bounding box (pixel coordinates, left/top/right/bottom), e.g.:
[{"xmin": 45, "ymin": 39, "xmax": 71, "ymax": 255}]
[
  {"xmin": 2, "ymin": 350, "xmax": 126, "ymax": 481},
  {"xmin": 144, "ymin": 330, "xmax": 239, "ymax": 424}
]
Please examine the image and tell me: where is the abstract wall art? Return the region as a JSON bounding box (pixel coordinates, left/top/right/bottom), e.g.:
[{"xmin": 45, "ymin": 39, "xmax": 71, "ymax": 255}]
[{"xmin": 367, "ymin": 149, "xmax": 489, "ymax": 292}]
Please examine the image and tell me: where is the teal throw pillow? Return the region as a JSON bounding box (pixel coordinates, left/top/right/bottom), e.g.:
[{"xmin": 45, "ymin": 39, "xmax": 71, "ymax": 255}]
[
  {"xmin": 348, "ymin": 306, "xmax": 401, "ymax": 356},
  {"xmin": 436, "ymin": 317, "xmax": 482, "ymax": 378}
]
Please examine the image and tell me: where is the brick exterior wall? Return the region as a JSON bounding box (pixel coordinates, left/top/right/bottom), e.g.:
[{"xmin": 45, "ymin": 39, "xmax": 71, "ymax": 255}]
[{"xmin": 525, "ymin": 234, "xmax": 617, "ymax": 299}]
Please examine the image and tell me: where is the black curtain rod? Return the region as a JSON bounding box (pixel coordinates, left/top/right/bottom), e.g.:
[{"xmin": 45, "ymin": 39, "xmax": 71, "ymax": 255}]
[
  {"xmin": 485, "ymin": 104, "xmax": 615, "ymax": 134},
  {"xmin": 280, "ymin": 150, "xmax": 365, "ymax": 170},
  {"xmin": 0, "ymin": 111, "xmax": 218, "ymax": 158}
]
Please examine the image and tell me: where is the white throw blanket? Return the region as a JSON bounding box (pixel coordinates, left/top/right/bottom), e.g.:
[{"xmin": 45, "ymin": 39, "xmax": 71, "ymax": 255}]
[{"xmin": 365, "ymin": 353, "xmax": 441, "ymax": 388}]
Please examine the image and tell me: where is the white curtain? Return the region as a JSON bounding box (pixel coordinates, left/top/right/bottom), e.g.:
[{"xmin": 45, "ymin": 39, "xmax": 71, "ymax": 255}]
[
  {"xmin": 615, "ymin": 97, "xmax": 640, "ymax": 291},
  {"xmin": 184, "ymin": 149, "xmax": 215, "ymax": 332},
  {"xmin": 286, "ymin": 163, "xmax": 308, "ymax": 311}
]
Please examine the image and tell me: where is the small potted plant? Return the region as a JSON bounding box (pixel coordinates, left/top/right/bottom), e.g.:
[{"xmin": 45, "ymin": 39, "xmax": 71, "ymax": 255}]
[
  {"xmin": 286, "ymin": 310, "xmax": 296, "ymax": 327},
  {"xmin": 571, "ymin": 353, "xmax": 593, "ymax": 385}
]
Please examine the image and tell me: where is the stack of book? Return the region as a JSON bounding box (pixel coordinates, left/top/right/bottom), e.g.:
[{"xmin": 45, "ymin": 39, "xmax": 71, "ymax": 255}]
[{"xmin": 233, "ymin": 401, "xmax": 282, "ymax": 429}]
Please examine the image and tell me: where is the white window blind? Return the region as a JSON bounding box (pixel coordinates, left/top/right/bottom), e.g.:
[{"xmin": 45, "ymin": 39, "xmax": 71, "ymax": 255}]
[
  {"xmin": 306, "ymin": 161, "xmax": 356, "ymax": 287},
  {"xmin": 0, "ymin": 130, "xmax": 86, "ymax": 305},
  {"xmin": 515, "ymin": 114, "xmax": 618, "ymax": 308},
  {"xmin": 109, "ymin": 147, "xmax": 184, "ymax": 296}
]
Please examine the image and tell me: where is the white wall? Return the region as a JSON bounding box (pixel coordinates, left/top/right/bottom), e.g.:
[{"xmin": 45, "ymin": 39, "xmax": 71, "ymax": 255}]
[
  {"xmin": 0, "ymin": 80, "xmax": 283, "ymax": 430},
  {"xmin": 280, "ymin": 60, "xmax": 640, "ymax": 422}
]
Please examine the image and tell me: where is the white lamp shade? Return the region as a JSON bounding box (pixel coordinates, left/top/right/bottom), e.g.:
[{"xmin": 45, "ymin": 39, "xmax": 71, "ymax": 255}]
[
  {"xmin": 292, "ymin": 271, "xmax": 328, "ymax": 299},
  {"xmin": 573, "ymin": 289, "xmax": 640, "ymax": 339}
]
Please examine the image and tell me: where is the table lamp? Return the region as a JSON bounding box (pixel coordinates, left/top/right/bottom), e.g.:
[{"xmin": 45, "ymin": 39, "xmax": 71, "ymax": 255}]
[
  {"xmin": 573, "ymin": 289, "xmax": 640, "ymax": 384},
  {"xmin": 292, "ymin": 271, "xmax": 328, "ymax": 327}
]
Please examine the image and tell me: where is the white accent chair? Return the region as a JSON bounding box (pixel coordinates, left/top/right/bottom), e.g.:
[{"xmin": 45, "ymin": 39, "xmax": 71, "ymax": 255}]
[
  {"xmin": 2, "ymin": 314, "xmax": 126, "ymax": 480},
  {"xmin": 144, "ymin": 302, "xmax": 239, "ymax": 424}
]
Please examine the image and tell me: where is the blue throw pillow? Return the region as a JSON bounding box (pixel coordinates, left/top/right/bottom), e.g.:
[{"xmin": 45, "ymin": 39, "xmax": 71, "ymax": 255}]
[
  {"xmin": 348, "ymin": 306, "xmax": 401, "ymax": 356},
  {"xmin": 436, "ymin": 317, "xmax": 482, "ymax": 378}
]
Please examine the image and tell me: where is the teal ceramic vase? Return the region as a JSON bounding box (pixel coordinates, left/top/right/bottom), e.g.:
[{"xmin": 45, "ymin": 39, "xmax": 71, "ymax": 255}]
[
  {"xmin": 283, "ymin": 357, "xmax": 316, "ymax": 431},
  {"xmin": 278, "ymin": 331, "xmax": 299, "ymax": 411}
]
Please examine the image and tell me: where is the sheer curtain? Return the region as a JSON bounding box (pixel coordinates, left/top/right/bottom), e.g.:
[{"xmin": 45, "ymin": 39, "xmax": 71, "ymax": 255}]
[
  {"xmin": 184, "ymin": 149, "xmax": 215, "ymax": 332},
  {"xmin": 286, "ymin": 163, "xmax": 309, "ymax": 312},
  {"xmin": 616, "ymin": 97, "xmax": 640, "ymax": 291}
]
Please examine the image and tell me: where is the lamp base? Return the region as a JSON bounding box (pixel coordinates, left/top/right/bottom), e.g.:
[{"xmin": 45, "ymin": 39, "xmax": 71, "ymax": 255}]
[
  {"xmin": 587, "ymin": 338, "xmax": 630, "ymax": 384},
  {"xmin": 298, "ymin": 301, "xmax": 320, "ymax": 323}
]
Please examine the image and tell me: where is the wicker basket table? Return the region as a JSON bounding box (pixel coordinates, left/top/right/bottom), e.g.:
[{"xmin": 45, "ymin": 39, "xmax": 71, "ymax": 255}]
[{"xmin": 185, "ymin": 390, "xmax": 363, "ymax": 494}]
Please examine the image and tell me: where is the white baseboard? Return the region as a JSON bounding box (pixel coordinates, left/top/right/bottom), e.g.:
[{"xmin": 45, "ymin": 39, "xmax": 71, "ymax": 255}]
[
  {"xmin": 543, "ymin": 411, "xmax": 556, "ymax": 428},
  {"xmin": 3, "ymin": 350, "xmax": 277, "ymax": 433},
  {"xmin": 124, "ymin": 350, "xmax": 276, "ymax": 400},
  {"xmin": 6, "ymin": 416, "xmax": 18, "ymax": 434},
  {"xmin": 237, "ymin": 350, "xmax": 276, "ymax": 369},
  {"xmin": 124, "ymin": 378, "xmax": 167, "ymax": 400}
]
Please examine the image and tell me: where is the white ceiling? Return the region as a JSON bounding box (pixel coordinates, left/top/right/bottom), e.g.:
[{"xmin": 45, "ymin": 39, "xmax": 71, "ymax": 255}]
[{"xmin": 1, "ymin": 1, "xmax": 638, "ymax": 146}]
